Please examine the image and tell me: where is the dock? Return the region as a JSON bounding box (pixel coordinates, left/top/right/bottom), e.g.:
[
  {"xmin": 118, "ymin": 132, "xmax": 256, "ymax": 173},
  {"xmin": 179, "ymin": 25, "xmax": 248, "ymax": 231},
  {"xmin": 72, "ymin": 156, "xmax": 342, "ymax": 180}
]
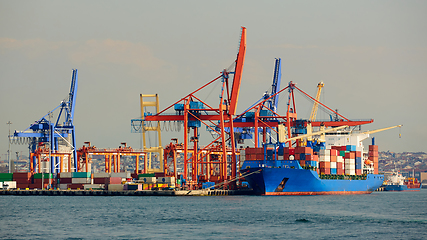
[{"xmin": 0, "ymin": 189, "xmax": 255, "ymax": 197}]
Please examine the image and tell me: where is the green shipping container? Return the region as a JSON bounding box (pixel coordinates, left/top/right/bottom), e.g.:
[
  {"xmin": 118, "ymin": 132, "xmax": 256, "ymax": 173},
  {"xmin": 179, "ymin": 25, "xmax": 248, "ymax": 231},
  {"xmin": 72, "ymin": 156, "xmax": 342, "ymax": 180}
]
[
  {"xmin": 0, "ymin": 173, "xmax": 13, "ymax": 179},
  {"xmin": 138, "ymin": 173, "xmax": 155, "ymax": 178},
  {"xmin": 1, "ymin": 178, "xmax": 13, "ymax": 183},
  {"xmin": 72, "ymin": 172, "xmax": 91, "ymax": 178},
  {"xmin": 33, "ymin": 173, "xmax": 54, "ymax": 179}
]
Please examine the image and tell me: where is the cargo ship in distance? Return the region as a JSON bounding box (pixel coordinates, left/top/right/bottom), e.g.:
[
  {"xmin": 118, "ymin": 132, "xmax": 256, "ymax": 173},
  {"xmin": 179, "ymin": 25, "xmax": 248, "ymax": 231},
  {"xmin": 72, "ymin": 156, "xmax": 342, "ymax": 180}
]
[
  {"xmin": 240, "ymin": 131, "xmax": 385, "ymax": 196},
  {"xmin": 383, "ymin": 171, "xmax": 422, "ymax": 191}
]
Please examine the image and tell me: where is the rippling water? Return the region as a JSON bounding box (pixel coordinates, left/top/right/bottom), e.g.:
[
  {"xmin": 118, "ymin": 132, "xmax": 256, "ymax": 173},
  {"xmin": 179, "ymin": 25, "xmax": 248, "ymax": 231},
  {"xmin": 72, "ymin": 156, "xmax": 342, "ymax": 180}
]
[{"xmin": 1, "ymin": 190, "xmax": 426, "ymax": 239}]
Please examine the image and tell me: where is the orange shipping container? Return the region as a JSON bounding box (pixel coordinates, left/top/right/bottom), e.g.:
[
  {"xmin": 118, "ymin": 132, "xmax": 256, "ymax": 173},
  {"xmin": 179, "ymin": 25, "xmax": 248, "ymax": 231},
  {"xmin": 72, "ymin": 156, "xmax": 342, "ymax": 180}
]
[
  {"xmin": 345, "ymin": 152, "xmax": 355, "ymax": 159},
  {"xmin": 312, "ymin": 154, "xmax": 319, "ymax": 161},
  {"xmin": 330, "ymin": 149, "xmax": 338, "ymax": 156},
  {"xmin": 330, "ymin": 156, "xmax": 337, "ymax": 162},
  {"xmin": 355, "ymin": 151, "xmax": 362, "ymax": 158},
  {"xmin": 319, "ymin": 162, "xmax": 331, "ymax": 169},
  {"xmin": 303, "ymin": 147, "xmax": 313, "ymax": 155}
]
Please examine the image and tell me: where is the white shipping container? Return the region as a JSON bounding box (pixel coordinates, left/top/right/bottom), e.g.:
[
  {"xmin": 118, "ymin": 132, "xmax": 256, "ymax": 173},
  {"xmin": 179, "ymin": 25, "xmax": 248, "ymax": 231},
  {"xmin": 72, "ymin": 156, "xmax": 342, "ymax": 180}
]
[
  {"xmin": 157, "ymin": 177, "xmax": 175, "ymax": 183},
  {"xmin": 0, "ymin": 182, "xmax": 3, "ymax": 189},
  {"xmin": 345, "ymin": 169, "xmax": 356, "ymax": 175},
  {"xmin": 330, "ymin": 162, "xmax": 337, "ymax": 169},
  {"xmin": 84, "ymin": 184, "xmax": 103, "ymax": 190},
  {"xmin": 72, "ymin": 178, "xmax": 91, "ymax": 184},
  {"xmin": 345, "ymin": 165, "xmax": 356, "ymax": 170},
  {"xmin": 278, "ymin": 156, "xmax": 284, "ymax": 160},
  {"xmin": 240, "ymin": 150, "xmax": 245, "ymax": 156},
  {"xmin": 111, "ymin": 172, "xmax": 130, "ymax": 178},
  {"xmin": 59, "ymin": 172, "xmax": 72, "ymax": 178},
  {"xmin": 58, "ymin": 184, "xmax": 68, "ymax": 189},
  {"xmin": 337, "ymin": 156, "xmax": 344, "ymax": 163},
  {"xmin": 3, "ymin": 181, "xmax": 17, "ymax": 189},
  {"xmin": 139, "ymin": 177, "xmax": 157, "ymax": 183},
  {"xmin": 108, "ymin": 184, "xmax": 124, "ymax": 191},
  {"xmin": 319, "ymin": 149, "xmax": 330, "ymax": 156},
  {"xmin": 345, "ymin": 159, "xmax": 355, "ymax": 165},
  {"xmin": 319, "ymin": 156, "xmax": 330, "ymax": 162},
  {"xmin": 93, "ymin": 172, "xmax": 110, "ymax": 178}
]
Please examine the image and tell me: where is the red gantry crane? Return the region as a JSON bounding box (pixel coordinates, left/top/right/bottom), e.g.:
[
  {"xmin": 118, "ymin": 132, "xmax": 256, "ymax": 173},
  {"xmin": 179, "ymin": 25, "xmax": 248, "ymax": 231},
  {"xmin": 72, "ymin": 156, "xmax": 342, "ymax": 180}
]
[{"xmin": 138, "ymin": 27, "xmax": 247, "ymax": 189}]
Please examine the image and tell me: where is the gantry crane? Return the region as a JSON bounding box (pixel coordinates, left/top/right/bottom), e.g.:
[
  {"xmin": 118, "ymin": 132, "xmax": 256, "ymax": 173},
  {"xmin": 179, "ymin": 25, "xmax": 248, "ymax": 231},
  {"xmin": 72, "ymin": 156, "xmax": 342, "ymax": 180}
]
[
  {"xmin": 134, "ymin": 27, "xmax": 247, "ymax": 188},
  {"xmin": 11, "ymin": 69, "xmax": 78, "ymax": 173}
]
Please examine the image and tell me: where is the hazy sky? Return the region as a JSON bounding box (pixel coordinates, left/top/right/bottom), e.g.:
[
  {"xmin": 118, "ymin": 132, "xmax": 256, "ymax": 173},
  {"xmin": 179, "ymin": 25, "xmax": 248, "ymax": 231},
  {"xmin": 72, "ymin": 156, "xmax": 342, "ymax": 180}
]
[{"xmin": 1, "ymin": 1, "xmax": 426, "ymax": 161}]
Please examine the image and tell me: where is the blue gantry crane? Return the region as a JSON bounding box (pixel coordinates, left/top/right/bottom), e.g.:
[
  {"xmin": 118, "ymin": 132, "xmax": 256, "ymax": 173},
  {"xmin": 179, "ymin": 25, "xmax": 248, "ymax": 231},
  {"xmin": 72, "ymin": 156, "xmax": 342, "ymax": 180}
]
[
  {"xmin": 233, "ymin": 58, "xmax": 282, "ymax": 145},
  {"xmin": 11, "ymin": 69, "xmax": 78, "ymax": 173}
]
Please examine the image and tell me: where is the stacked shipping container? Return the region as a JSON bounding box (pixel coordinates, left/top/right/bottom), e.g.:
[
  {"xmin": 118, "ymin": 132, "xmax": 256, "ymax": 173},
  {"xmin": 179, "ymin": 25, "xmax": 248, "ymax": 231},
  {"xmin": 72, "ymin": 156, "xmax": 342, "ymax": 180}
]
[{"xmin": 369, "ymin": 145, "xmax": 379, "ymax": 174}]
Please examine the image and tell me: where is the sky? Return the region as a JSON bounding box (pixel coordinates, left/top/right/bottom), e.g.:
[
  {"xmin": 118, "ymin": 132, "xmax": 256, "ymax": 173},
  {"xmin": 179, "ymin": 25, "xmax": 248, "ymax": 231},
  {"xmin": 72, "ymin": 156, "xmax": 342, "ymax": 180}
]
[{"xmin": 1, "ymin": 1, "xmax": 426, "ymax": 162}]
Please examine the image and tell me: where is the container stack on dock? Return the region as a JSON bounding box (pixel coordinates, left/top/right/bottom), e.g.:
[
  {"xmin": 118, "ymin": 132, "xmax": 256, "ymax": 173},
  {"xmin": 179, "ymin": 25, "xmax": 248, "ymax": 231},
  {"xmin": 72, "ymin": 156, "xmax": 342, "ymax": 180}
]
[
  {"xmin": 1, "ymin": 173, "xmax": 15, "ymax": 189},
  {"xmin": 33, "ymin": 173, "xmax": 54, "ymax": 189},
  {"xmin": 14, "ymin": 172, "xmax": 33, "ymax": 189}
]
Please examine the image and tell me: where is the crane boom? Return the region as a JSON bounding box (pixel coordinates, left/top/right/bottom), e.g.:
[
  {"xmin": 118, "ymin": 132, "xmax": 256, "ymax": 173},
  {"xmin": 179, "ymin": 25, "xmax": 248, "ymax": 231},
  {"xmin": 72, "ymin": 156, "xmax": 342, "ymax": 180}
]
[
  {"xmin": 309, "ymin": 81, "xmax": 324, "ymax": 122},
  {"xmin": 229, "ymin": 27, "xmax": 246, "ymax": 116},
  {"xmin": 361, "ymin": 125, "xmax": 402, "ymax": 135}
]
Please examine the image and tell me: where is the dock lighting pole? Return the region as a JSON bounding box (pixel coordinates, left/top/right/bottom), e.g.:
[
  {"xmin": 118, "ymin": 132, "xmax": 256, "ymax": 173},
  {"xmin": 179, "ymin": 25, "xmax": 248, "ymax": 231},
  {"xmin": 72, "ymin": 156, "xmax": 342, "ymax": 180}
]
[{"xmin": 7, "ymin": 121, "xmax": 12, "ymax": 173}]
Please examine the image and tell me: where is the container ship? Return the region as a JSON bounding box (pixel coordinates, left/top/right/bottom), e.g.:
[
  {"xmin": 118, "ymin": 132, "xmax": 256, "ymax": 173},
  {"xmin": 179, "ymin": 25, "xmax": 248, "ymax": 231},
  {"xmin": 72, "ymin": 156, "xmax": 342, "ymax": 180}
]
[
  {"xmin": 240, "ymin": 131, "xmax": 385, "ymax": 195},
  {"xmin": 383, "ymin": 171, "xmax": 422, "ymax": 191}
]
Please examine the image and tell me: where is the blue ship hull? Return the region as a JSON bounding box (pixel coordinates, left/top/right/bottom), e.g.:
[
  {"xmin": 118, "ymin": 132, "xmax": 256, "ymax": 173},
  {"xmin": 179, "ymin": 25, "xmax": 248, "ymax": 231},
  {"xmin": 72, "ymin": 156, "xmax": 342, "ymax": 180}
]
[{"xmin": 240, "ymin": 167, "xmax": 384, "ymax": 195}]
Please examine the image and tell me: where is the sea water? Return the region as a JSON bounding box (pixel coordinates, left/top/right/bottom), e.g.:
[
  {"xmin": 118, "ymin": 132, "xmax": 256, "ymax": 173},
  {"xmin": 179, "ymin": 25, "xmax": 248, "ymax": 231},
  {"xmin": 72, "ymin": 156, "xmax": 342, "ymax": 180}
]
[{"xmin": 1, "ymin": 190, "xmax": 426, "ymax": 239}]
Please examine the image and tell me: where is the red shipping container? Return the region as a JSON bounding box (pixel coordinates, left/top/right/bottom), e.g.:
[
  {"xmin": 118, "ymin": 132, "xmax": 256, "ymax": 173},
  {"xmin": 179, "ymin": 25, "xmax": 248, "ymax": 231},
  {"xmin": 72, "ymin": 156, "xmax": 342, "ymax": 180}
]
[
  {"xmin": 294, "ymin": 154, "xmax": 300, "ymax": 160},
  {"xmin": 67, "ymin": 184, "xmax": 84, "ymax": 189},
  {"xmin": 289, "ymin": 148, "xmax": 295, "ymax": 155},
  {"xmin": 29, "ymin": 183, "xmax": 48, "ymax": 189},
  {"xmin": 13, "ymin": 172, "xmax": 33, "ymax": 180},
  {"xmin": 106, "ymin": 177, "xmax": 122, "ymax": 184},
  {"xmin": 369, "ymin": 151, "xmax": 378, "ymax": 157},
  {"xmin": 330, "ymin": 156, "xmax": 337, "ymax": 162},
  {"xmin": 320, "ymin": 168, "xmax": 331, "ymax": 175},
  {"xmin": 14, "ymin": 178, "xmax": 31, "ymax": 184},
  {"xmin": 299, "ymin": 160, "xmax": 305, "ymax": 166},
  {"xmin": 59, "ymin": 178, "xmax": 72, "ymax": 184},
  {"xmin": 340, "ymin": 146, "xmax": 347, "ymax": 151},
  {"xmin": 337, "ymin": 168, "xmax": 344, "ymax": 175},
  {"xmin": 283, "ymin": 154, "xmax": 289, "ymax": 160},
  {"xmin": 33, "ymin": 178, "xmax": 53, "ymax": 185},
  {"xmin": 16, "ymin": 183, "xmax": 29, "ymax": 189},
  {"xmin": 345, "ymin": 152, "xmax": 355, "ymax": 159},
  {"xmin": 355, "ymin": 151, "xmax": 362, "ymax": 158},
  {"xmin": 337, "ymin": 162, "xmax": 344, "ymax": 169},
  {"xmin": 319, "ymin": 162, "xmax": 331, "ymax": 169},
  {"xmin": 356, "ymin": 169, "xmax": 362, "ymax": 175},
  {"xmin": 305, "ymin": 155, "xmax": 313, "ymax": 161},
  {"xmin": 330, "ymin": 149, "xmax": 338, "ymax": 156},
  {"xmin": 369, "ymin": 145, "xmax": 378, "ymax": 151},
  {"xmin": 93, "ymin": 178, "xmax": 105, "ymax": 184}
]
